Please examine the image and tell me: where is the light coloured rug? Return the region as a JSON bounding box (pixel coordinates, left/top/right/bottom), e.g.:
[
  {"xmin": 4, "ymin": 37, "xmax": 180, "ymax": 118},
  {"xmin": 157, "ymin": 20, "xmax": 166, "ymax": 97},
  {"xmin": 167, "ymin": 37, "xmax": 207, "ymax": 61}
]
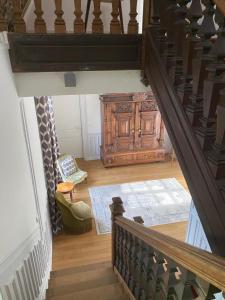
[{"xmin": 89, "ymin": 178, "xmax": 191, "ymax": 235}]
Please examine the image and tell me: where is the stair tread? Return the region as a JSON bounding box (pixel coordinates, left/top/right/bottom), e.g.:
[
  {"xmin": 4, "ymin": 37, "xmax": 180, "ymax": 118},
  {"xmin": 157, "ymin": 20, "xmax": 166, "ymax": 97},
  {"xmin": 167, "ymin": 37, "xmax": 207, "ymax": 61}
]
[
  {"xmin": 51, "ymin": 261, "xmax": 111, "ymax": 277},
  {"xmin": 49, "ymin": 266, "xmax": 114, "ymax": 288},
  {"xmin": 47, "ymin": 283, "xmax": 126, "ymax": 300},
  {"xmin": 47, "ymin": 270, "xmax": 117, "ymax": 296}
]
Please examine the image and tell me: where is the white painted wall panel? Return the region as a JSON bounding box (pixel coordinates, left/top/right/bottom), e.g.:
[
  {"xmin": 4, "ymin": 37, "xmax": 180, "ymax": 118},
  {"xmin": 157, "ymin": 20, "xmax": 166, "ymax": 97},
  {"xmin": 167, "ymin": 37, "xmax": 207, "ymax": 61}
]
[
  {"xmin": 0, "ymin": 33, "xmax": 51, "ymax": 300},
  {"xmin": 14, "ymin": 70, "xmax": 148, "ymax": 98},
  {"xmin": 0, "ymin": 34, "xmax": 38, "ymax": 263}
]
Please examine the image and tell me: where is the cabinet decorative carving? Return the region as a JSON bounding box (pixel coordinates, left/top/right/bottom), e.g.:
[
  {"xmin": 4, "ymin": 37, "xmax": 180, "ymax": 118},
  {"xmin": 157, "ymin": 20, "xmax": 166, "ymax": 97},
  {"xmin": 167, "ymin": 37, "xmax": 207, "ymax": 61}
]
[{"xmin": 100, "ymin": 92, "xmax": 166, "ymax": 167}]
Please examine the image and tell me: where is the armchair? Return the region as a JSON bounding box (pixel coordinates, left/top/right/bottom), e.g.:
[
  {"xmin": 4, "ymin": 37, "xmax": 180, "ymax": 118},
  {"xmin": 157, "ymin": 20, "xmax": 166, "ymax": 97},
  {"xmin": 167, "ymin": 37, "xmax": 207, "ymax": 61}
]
[
  {"xmin": 55, "ymin": 192, "xmax": 92, "ymax": 234},
  {"xmin": 57, "ymin": 154, "xmax": 88, "ymax": 186}
]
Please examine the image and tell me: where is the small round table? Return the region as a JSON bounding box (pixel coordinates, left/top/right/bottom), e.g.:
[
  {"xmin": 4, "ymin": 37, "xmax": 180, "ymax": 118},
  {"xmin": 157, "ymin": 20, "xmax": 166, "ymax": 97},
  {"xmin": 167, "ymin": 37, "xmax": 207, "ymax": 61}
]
[{"xmin": 57, "ymin": 182, "xmax": 74, "ymax": 201}]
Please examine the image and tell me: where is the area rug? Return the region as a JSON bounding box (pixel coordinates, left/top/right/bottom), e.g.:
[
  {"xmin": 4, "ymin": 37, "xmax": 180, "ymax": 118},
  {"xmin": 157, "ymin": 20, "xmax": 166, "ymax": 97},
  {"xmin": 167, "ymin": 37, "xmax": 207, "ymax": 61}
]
[{"xmin": 89, "ymin": 178, "xmax": 191, "ymax": 234}]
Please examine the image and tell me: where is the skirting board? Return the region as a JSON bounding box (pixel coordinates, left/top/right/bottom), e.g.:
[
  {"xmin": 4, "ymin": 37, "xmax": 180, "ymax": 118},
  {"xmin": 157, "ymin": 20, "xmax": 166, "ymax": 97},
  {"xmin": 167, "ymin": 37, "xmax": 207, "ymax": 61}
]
[
  {"xmin": 0, "ymin": 218, "xmax": 52, "ymax": 300},
  {"xmin": 114, "ymin": 267, "xmax": 136, "ymax": 300}
]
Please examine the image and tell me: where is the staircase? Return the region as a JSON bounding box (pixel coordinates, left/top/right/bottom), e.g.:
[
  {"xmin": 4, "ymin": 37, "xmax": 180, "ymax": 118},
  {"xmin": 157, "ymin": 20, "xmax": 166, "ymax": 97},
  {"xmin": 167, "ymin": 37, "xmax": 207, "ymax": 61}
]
[{"xmin": 46, "ymin": 261, "xmax": 130, "ymax": 300}]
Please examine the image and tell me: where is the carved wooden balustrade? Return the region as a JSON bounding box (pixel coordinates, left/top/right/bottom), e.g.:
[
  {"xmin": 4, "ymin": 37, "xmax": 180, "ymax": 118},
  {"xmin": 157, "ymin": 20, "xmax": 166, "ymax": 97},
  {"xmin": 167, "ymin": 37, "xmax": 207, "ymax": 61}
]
[
  {"xmin": 141, "ymin": 0, "xmax": 225, "ymax": 256},
  {"xmin": 111, "ymin": 197, "xmax": 225, "ymax": 300},
  {"xmin": 0, "ymin": 0, "xmax": 140, "ymax": 33}
]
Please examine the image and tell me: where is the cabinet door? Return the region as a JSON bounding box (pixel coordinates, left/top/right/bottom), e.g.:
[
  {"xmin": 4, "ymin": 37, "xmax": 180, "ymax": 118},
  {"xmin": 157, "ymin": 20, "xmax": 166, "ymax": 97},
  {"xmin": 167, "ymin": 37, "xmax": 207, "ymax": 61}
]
[
  {"xmin": 136, "ymin": 101, "xmax": 161, "ymax": 150},
  {"xmin": 113, "ymin": 103, "xmax": 135, "ymax": 152}
]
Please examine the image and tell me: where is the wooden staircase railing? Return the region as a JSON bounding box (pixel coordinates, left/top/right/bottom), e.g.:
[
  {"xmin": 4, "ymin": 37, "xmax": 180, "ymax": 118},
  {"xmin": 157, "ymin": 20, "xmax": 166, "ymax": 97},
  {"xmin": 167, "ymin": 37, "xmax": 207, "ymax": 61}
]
[
  {"xmin": 0, "ymin": 0, "xmax": 140, "ymax": 34},
  {"xmin": 110, "ymin": 197, "xmax": 225, "ymax": 300},
  {"xmin": 141, "ymin": 0, "xmax": 225, "ymax": 256}
]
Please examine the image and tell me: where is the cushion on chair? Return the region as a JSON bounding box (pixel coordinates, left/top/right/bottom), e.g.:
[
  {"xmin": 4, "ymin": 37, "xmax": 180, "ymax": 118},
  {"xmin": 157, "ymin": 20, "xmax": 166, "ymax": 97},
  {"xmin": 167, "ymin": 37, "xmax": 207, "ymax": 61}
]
[
  {"xmin": 70, "ymin": 201, "xmax": 92, "ymax": 221},
  {"xmin": 67, "ymin": 170, "xmax": 87, "ymax": 183},
  {"xmin": 60, "ymin": 155, "xmax": 77, "ymax": 177},
  {"xmin": 55, "ymin": 191, "xmax": 72, "ymax": 208}
]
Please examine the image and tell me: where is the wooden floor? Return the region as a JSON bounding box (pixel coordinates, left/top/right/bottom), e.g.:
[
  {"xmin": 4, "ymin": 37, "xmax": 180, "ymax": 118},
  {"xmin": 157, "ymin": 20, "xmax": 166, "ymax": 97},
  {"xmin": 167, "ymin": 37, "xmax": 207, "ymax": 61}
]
[{"xmin": 52, "ymin": 160, "xmax": 188, "ymax": 271}]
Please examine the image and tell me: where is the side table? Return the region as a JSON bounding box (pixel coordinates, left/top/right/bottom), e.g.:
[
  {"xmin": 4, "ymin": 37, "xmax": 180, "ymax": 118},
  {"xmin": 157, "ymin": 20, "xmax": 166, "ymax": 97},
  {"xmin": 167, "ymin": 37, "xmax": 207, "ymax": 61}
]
[{"xmin": 57, "ymin": 182, "xmax": 74, "ymax": 201}]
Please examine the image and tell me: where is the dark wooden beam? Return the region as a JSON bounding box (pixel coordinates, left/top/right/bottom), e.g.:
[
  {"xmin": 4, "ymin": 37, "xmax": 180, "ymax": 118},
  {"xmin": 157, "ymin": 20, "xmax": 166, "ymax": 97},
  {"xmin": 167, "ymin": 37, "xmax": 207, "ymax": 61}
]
[{"xmin": 8, "ymin": 33, "xmax": 142, "ymax": 72}]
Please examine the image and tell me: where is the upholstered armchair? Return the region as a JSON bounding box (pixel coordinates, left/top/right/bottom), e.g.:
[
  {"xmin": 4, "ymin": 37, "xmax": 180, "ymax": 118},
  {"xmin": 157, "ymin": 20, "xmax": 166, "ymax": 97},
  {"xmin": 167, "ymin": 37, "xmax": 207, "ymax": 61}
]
[
  {"xmin": 55, "ymin": 192, "xmax": 92, "ymax": 234},
  {"xmin": 57, "ymin": 154, "xmax": 88, "ymax": 186}
]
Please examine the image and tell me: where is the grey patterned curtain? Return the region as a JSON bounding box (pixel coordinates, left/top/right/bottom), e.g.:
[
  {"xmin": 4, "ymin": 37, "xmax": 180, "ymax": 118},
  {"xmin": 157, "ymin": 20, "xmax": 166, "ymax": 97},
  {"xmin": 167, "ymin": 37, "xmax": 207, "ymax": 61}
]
[{"xmin": 34, "ymin": 96, "xmax": 63, "ymax": 234}]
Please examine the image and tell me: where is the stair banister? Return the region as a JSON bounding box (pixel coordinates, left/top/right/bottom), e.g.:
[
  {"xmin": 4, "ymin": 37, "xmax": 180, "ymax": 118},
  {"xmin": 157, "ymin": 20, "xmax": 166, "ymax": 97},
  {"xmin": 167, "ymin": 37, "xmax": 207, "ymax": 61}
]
[
  {"xmin": 110, "ymin": 197, "xmax": 225, "ymax": 299},
  {"xmin": 141, "ymin": 0, "xmax": 225, "ymax": 256}
]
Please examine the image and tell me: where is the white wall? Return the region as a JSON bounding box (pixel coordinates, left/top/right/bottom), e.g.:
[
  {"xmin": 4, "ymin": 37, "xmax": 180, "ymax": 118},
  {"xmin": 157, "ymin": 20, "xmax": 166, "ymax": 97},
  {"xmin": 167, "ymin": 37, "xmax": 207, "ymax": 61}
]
[
  {"xmin": 52, "ymin": 94, "xmax": 101, "ymax": 160},
  {"xmin": 53, "ymin": 95, "xmax": 83, "ymax": 158},
  {"xmin": 0, "ymin": 33, "xmax": 51, "ymax": 300},
  {"xmin": 0, "ymin": 34, "xmax": 37, "ymax": 262},
  {"xmin": 14, "ymin": 70, "xmax": 148, "ymax": 98}
]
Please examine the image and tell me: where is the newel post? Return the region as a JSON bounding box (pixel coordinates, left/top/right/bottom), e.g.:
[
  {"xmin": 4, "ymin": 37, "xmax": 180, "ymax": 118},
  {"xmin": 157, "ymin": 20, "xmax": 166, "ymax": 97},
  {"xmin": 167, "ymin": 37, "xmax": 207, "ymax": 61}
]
[{"xmin": 110, "ymin": 197, "xmax": 125, "ymax": 267}]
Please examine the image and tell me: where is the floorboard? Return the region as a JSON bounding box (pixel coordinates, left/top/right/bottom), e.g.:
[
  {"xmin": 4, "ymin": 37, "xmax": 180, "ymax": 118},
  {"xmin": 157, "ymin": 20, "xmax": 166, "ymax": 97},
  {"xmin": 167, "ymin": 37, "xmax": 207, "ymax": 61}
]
[{"xmin": 53, "ymin": 160, "xmax": 188, "ymax": 271}]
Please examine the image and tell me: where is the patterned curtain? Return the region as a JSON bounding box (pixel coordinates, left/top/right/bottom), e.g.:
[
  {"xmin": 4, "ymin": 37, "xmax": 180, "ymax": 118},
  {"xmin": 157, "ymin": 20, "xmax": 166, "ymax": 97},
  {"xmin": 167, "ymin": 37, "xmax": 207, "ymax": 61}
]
[{"xmin": 34, "ymin": 96, "xmax": 63, "ymax": 234}]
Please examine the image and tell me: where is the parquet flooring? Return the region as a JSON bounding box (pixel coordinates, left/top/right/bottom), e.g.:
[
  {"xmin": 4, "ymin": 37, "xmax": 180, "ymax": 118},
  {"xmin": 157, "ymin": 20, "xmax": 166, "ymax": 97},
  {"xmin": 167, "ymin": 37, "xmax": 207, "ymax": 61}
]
[{"xmin": 53, "ymin": 160, "xmax": 188, "ymax": 271}]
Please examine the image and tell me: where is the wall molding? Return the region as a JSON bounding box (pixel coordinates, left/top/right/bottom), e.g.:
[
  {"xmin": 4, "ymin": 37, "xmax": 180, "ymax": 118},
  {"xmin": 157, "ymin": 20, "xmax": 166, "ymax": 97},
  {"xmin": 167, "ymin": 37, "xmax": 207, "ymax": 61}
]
[
  {"xmin": 0, "ymin": 228, "xmax": 40, "ymax": 285},
  {"xmin": 0, "ymin": 217, "xmax": 52, "ymax": 300},
  {"xmin": 20, "ymin": 99, "xmax": 44, "ymax": 236},
  {"xmin": 0, "ymin": 99, "xmax": 52, "ymax": 300}
]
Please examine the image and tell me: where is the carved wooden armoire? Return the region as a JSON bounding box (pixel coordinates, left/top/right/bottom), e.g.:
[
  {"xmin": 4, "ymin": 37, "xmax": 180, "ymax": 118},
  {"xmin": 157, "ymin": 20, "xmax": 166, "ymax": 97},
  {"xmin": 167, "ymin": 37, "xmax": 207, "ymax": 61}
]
[{"xmin": 100, "ymin": 93, "xmax": 166, "ymax": 167}]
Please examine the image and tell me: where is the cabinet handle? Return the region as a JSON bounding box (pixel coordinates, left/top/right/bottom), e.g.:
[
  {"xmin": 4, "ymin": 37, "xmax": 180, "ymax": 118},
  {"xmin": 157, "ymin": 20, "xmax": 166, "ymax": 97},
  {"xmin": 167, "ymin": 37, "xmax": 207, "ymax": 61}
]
[
  {"xmin": 138, "ymin": 129, "xmax": 142, "ymax": 137},
  {"xmin": 131, "ymin": 129, "xmax": 135, "ymax": 134}
]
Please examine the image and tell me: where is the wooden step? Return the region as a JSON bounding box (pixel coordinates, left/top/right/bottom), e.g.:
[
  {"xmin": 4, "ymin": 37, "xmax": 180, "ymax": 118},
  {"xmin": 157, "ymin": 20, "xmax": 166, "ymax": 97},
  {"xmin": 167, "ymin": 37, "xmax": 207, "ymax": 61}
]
[
  {"xmin": 47, "ymin": 269, "xmax": 117, "ymax": 297},
  {"xmin": 47, "ymin": 283, "xmax": 127, "ymax": 300},
  {"xmin": 50, "ymin": 261, "xmax": 111, "ymax": 278}
]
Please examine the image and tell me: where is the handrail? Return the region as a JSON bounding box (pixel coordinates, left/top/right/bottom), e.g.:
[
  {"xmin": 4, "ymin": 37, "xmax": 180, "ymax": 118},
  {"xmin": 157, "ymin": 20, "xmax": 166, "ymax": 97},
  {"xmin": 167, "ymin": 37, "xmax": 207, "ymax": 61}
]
[{"xmin": 115, "ymin": 215, "xmax": 225, "ymax": 292}]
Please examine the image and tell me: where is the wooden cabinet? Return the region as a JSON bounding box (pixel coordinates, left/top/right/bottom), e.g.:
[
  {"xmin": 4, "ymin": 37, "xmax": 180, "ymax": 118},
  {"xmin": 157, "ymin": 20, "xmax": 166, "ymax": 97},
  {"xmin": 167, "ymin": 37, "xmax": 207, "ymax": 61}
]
[{"xmin": 100, "ymin": 93, "xmax": 166, "ymax": 167}]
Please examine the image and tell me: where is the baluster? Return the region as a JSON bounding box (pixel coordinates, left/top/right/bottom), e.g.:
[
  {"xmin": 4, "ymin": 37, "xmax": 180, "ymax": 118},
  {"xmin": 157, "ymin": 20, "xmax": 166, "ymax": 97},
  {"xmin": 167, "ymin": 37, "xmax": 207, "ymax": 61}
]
[
  {"xmin": 134, "ymin": 239, "xmax": 144, "ymax": 299},
  {"xmin": 160, "ymin": 0, "xmax": 178, "ymax": 72},
  {"xmin": 154, "ymin": 0, "xmax": 170, "ymax": 56},
  {"xmin": 0, "ymin": 2, "xmax": 7, "ymax": 31},
  {"xmin": 195, "ymin": 14, "xmax": 225, "ymax": 151},
  {"xmin": 110, "ymin": 197, "xmax": 125, "ymax": 268},
  {"xmin": 124, "ymin": 232, "xmax": 132, "ymax": 284},
  {"xmin": 166, "ymin": 260, "xmax": 183, "ymax": 300},
  {"xmin": 208, "ymin": 88, "xmax": 225, "ymax": 180},
  {"xmin": 54, "ymin": 0, "xmax": 66, "ymax": 33},
  {"xmin": 117, "ymin": 226, "xmax": 124, "ymax": 272},
  {"xmin": 110, "ymin": 0, "xmax": 121, "ymax": 34},
  {"xmin": 74, "ymin": 0, "xmax": 85, "ymax": 33},
  {"xmin": 152, "ymin": 251, "xmax": 168, "ymax": 300},
  {"xmin": 128, "ymin": 234, "xmax": 137, "ymax": 292},
  {"xmin": 140, "ymin": 245, "xmax": 157, "ymax": 299},
  {"xmin": 121, "ymin": 228, "xmax": 127, "ymax": 278},
  {"xmin": 114, "ymin": 224, "xmax": 119, "ymax": 270},
  {"xmin": 169, "ymin": 0, "xmax": 190, "ymax": 88},
  {"xmin": 177, "ymin": 0, "xmax": 203, "ymax": 105},
  {"xmin": 92, "ymin": 0, "xmax": 103, "ymax": 33},
  {"xmin": 185, "ymin": 0, "xmax": 216, "ymax": 127},
  {"xmin": 33, "ymin": 0, "xmax": 46, "ymax": 33},
  {"xmin": 127, "ymin": 0, "xmax": 138, "ymax": 34},
  {"xmin": 141, "ymin": 0, "xmax": 161, "ymax": 87},
  {"xmin": 178, "ymin": 268, "xmax": 200, "ymax": 300},
  {"xmin": 12, "ymin": 0, "xmax": 26, "ymax": 32}
]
